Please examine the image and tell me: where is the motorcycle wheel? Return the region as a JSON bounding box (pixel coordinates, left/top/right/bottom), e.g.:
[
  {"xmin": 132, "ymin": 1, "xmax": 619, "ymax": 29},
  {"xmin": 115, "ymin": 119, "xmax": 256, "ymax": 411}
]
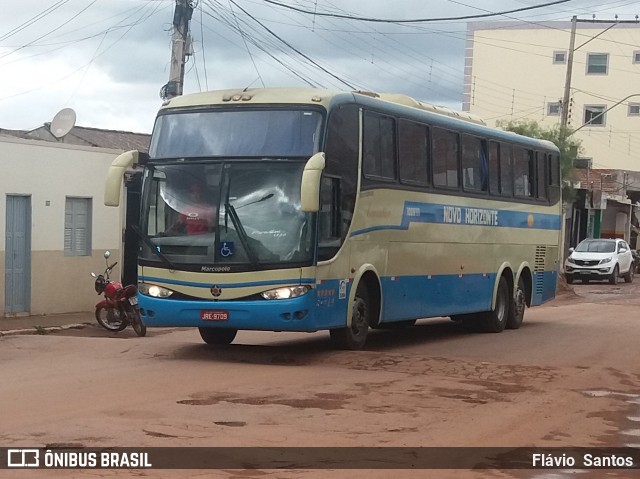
[
  {"xmin": 95, "ymin": 306, "xmax": 128, "ymax": 332},
  {"xmin": 129, "ymin": 307, "xmax": 147, "ymax": 337}
]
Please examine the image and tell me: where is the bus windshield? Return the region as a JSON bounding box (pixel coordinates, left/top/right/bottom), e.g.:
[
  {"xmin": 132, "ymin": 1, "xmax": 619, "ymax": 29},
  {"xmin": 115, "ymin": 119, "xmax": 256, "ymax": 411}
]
[
  {"xmin": 149, "ymin": 109, "xmax": 323, "ymax": 158},
  {"xmin": 141, "ymin": 161, "xmax": 313, "ymax": 269}
]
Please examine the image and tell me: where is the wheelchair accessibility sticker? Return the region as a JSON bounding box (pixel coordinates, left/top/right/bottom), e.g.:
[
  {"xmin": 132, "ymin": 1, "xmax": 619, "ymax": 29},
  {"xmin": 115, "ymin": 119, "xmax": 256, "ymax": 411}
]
[{"xmin": 220, "ymin": 242, "xmax": 235, "ymax": 257}]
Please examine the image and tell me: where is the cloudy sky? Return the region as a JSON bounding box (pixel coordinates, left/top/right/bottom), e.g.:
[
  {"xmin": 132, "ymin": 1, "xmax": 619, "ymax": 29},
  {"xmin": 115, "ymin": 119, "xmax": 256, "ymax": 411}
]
[{"xmin": 1, "ymin": 0, "xmax": 639, "ymax": 133}]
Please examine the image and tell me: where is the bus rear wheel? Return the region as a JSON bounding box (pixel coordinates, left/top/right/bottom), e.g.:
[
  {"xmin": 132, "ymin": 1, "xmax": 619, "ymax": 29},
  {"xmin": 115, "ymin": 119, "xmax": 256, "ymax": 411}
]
[
  {"xmin": 507, "ymin": 276, "xmax": 526, "ymax": 329},
  {"xmin": 199, "ymin": 327, "xmax": 237, "ymax": 345},
  {"xmin": 480, "ymin": 276, "xmax": 509, "ymax": 333},
  {"xmin": 330, "ymin": 284, "xmax": 370, "ymax": 350}
]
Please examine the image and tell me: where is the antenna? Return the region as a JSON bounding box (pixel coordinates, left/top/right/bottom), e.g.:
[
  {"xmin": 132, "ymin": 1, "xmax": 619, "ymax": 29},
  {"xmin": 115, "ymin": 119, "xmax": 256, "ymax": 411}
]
[{"xmin": 49, "ymin": 108, "xmax": 76, "ymax": 139}]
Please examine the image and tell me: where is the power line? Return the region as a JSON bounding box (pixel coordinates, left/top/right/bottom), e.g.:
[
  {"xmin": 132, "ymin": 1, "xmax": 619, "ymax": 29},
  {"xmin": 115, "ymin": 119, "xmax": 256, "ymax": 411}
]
[
  {"xmin": 228, "ymin": 0, "xmax": 357, "ymax": 89},
  {"xmin": 261, "ymin": 0, "xmax": 573, "ymax": 24},
  {"xmin": 0, "ymin": 0, "xmax": 70, "ymax": 42}
]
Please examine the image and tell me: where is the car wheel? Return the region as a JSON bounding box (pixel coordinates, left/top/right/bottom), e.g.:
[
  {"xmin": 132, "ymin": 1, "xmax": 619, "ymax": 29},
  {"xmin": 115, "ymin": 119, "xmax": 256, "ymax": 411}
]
[
  {"xmin": 609, "ymin": 265, "xmax": 619, "ymax": 285},
  {"xmin": 624, "ymin": 264, "xmax": 634, "ymax": 283},
  {"xmin": 565, "ymin": 274, "xmax": 574, "ymax": 284}
]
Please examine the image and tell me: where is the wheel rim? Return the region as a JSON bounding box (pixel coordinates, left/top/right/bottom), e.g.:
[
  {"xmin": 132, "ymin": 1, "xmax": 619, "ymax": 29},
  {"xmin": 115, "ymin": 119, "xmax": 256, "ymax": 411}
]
[
  {"xmin": 98, "ymin": 308, "xmax": 125, "ymax": 330},
  {"xmin": 496, "ymin": 284, "xmax": 508, "ymax": 323},
  {"xmin": 351, "ymin": 297, "xmax": 368, "ymax": 336},
  {"xmin": 514, "ymin": 287, "xmax": 526, "ymax": 318}
]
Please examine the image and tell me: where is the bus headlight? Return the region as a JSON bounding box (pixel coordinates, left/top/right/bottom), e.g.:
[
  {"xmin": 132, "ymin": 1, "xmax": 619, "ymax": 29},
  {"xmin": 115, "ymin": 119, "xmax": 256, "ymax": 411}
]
[
  {"xmin": 138, "ymin": 283, "xmax": 174, "ymax": 298},
  {"xmin": 261, "ymin": 285, "xmax": 311, "ymax": 300}
]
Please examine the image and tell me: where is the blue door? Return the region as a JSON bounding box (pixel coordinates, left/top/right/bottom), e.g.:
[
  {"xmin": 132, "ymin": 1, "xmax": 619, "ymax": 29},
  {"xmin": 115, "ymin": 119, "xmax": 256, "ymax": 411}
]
[{"xmin": 5, "ymin": 195, "xmax": 31, "ymax": 313}]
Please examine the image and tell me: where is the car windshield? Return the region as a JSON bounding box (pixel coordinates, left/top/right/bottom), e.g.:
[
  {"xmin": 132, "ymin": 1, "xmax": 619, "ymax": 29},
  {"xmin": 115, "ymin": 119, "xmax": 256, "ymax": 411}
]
[
  {"xmin": 575, "ymin": 240, "xmax": 616, "ymax": 253},
  {"xmin": 140, "ymin": 161, "xmax": 313, "ymax": 269}
]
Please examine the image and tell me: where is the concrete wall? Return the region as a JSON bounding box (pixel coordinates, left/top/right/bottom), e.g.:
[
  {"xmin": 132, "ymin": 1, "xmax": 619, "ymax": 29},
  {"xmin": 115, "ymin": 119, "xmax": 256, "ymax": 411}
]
[
  {"xmin": 466, "ymin": 21, "xmax": 640, "ymax": 171},
  {"xmin": 1, "ymin": 135, "xmax": 124, "ymax": 316}
]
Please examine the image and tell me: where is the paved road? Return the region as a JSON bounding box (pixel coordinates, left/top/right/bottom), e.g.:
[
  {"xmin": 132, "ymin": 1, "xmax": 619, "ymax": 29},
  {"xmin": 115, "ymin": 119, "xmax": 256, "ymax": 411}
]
[{"xmin": 1, "ymin": 281, "xmax": 639, "ymax": 479}]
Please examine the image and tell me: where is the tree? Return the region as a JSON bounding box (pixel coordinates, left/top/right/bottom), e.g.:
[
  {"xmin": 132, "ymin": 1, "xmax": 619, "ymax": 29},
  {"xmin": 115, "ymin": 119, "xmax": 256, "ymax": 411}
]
[{"xmin": 496, "ymin": 119, "xmax": 581, "ymax": 202}]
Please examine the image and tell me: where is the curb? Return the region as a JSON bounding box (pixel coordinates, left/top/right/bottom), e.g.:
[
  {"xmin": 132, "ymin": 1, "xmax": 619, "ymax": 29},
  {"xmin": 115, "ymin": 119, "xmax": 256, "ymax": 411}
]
[{"xmin": 0, "ymin": 323, "xmax": 92, "ymax": 337}]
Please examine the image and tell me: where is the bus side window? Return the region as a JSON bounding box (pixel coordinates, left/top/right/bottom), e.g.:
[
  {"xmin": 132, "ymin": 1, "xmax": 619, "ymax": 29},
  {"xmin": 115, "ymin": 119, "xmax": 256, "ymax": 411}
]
[
  {"xmin": 398, "ymin": 119, "xmax": 429, "ymax": 186},
  {"xmin": 432, "ymin": 128, "xmax": 459, "ymax": 189},
  {"xmin": 488, "ymin": 141, "xmax": 500, "ymax": 195},
  {"xmin": 500, "ymin": 143, "xmax": 513, "ymax": 197},
  {"xmin": 318, "ymin": 176, "xmax": 342, "ymax": 260},
  {"xmin": 548, "ymin": 154, "xmax": 561, "ymax": 204},
  {"xmin": 461, "ymin": 134, "xmax": 487, "ymax": 192},
  {"xmin": 536, "ymin": 152, "xmax": 547, "ymax": 200},
  {"xmin": 324, "ymin": 103, "xmax": 358, "ymax": 251},
  {"xmin": 363, "ymin": 112, "xmax": 396, "ymax": 180},
  {"xmin": 513, "ymin": 147, "xmax": 533, "ymax": 198}
]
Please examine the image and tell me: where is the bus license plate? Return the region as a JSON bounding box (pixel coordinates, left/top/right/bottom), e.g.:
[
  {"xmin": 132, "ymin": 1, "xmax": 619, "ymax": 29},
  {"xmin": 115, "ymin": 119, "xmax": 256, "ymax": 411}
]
[{"xmin": 201, "ymin": 310, "xmax": 229, "ymax": 321}]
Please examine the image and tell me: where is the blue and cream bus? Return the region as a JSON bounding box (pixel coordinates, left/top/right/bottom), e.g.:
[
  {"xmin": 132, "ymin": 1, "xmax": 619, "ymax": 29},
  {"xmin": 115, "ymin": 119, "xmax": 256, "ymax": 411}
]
[{"xmin": 106, "ymin": 88, "xmax": 562, "ymax": 350}]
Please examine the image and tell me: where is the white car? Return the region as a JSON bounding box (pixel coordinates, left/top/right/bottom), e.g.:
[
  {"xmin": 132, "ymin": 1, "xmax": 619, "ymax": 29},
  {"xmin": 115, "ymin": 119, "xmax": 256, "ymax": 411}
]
[{"xmin": 564, "ymin": 238, "xmax": 634, "ymax": 285}]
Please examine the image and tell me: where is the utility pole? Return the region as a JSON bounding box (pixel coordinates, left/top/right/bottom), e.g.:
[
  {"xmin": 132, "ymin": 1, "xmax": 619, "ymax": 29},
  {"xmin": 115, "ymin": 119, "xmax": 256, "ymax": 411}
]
[
  {"xmin": 560, "ymin": 16, "xmax": 639, "ymax": 131},
  {"xmin": 560, "ymin": 16, "xmax": 577, "ymax": 130},
  {"xmin": 161, "ymin": 0, "xmax": 195, "ymax": 100}
]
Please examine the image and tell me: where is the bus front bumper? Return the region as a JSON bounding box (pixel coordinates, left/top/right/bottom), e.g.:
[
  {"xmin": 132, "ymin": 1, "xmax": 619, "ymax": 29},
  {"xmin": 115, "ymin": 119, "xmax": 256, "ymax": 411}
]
[{"xmin": 138, "ymin": 292, "xmax": 343, "ymax": 332}]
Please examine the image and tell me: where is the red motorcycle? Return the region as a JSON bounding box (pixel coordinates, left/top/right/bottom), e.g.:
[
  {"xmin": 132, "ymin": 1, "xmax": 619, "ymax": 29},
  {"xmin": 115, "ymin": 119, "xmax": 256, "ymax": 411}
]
[{"xmin": 91, "ymin": 251, "xmax": 146, "ymax": 337}]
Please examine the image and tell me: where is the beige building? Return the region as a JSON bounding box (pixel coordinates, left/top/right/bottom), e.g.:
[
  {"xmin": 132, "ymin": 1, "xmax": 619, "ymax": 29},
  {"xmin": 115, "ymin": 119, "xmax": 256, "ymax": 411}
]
[
  {"xmin": 464, "ymin": 20, "xmax": 640, "ymax": 171},
  {"xmin": 0, "ymin": 126, "xmax": 149, "ymax": 317}
]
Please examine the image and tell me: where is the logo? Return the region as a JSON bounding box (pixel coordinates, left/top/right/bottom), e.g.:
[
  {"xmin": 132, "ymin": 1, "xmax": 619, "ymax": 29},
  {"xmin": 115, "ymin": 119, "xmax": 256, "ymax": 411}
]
[
  {"xmin": 8, "ymin": 449, "xmax": 40, "ymax": 468},
  {"xmin": 219, "ymin": 241, "xmax": 235, "ymax": 257},
  {"xmin": 210, "ymin": 285, "xmax": 222, "ymax": 297}
]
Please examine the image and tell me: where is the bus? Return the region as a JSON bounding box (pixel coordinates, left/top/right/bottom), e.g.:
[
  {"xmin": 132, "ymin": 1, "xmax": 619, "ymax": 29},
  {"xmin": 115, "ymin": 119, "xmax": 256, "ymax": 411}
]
[{"xmin": 105, "ymin": 88, "xmax": 562, "ymax": 350}]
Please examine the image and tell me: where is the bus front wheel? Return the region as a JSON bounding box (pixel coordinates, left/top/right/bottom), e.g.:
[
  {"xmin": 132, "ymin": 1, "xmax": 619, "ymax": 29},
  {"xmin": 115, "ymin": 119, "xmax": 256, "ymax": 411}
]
[
  {"xmin": 330, "ymin": 284, "xmax": 370, "ymax": 350},
  {"xmin": 199, "ymin": 327, "xmax": 238, "ymax": 345}
]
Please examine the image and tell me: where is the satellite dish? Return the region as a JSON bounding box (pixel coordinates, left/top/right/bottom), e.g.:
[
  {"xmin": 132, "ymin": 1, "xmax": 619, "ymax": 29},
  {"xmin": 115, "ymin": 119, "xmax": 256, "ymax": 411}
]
[{"xmin": 50, "ymin": 108, "xmax": 76, "ymax": 139}]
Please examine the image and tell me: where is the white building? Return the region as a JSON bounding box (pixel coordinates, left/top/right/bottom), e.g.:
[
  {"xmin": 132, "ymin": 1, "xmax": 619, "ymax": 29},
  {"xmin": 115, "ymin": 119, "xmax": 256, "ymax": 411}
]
[
  {"xmin": 0, "ymin": 126, "xmax": 149, "ymax": 317},
  {"xmin": 464, "ymin": 20, "xmax": 640, "ymax": 171}
]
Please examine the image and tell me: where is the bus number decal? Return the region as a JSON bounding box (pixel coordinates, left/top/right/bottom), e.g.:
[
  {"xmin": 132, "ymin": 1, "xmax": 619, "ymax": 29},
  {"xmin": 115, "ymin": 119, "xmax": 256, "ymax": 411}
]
[{"xmin": 406, "ymin": 206, "xmax": 421, "ymax": 218}]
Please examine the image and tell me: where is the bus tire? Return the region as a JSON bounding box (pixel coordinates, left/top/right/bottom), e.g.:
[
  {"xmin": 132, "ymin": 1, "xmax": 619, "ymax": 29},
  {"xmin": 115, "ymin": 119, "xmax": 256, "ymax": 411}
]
[
  {"xmin": 507, "ymin": 276, "xmax": 526, "ymax": 330},
  {"xmin": 329, "ymin": 284, "xmax": 370, "ymax": 350},
  {"xmin": 479, "ymin": 276, "xmax": 509, "ymax": 333},
  {"xmin": 199, "ymin": 327, "xmax": 237, "ymax": 345}
]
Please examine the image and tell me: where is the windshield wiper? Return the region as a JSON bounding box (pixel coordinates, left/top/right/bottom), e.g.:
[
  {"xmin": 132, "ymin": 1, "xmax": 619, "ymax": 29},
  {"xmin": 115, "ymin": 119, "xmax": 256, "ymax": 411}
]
[
  {"xmin": 236, "ymin": 193, "xmax": 274, "ymax": 209},
  {"xmin": 224, "ymin": 201, "xmax": 261, "ymax": 269},
  {"xmin": 131, "ymin": 224, "xmax": 177, "ymax": 270}
]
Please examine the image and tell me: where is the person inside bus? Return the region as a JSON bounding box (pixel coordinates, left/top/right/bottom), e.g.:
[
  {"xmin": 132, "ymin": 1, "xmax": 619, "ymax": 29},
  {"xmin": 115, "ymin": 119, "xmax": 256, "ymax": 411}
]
[{"xmin": 166, "ymin": 182, "xmax": 216, "ymax": 235}]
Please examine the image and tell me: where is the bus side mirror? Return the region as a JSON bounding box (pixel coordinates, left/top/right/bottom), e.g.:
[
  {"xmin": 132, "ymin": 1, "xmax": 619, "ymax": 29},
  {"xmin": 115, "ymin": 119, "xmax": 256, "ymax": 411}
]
[
  {"xmin": 105, "ymin": 150, "xmax": 139, "ymax": 207},
  {"xmin": 300, "ymin": 152, "xmax": 326, "ymax": 212}
]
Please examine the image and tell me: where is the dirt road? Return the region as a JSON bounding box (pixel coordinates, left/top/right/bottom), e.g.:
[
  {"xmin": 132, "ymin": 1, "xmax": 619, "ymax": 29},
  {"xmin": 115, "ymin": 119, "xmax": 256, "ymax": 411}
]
[{"xmin": 1, "ymin": 281, "xmax": 639, "ymax": 478}]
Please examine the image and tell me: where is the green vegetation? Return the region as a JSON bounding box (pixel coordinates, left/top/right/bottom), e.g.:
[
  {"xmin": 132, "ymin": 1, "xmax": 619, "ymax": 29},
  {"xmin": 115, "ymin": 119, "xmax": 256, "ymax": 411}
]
[{"xmin": 497, "ymin": 119, "xmax": 581, "ymax": 202}]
